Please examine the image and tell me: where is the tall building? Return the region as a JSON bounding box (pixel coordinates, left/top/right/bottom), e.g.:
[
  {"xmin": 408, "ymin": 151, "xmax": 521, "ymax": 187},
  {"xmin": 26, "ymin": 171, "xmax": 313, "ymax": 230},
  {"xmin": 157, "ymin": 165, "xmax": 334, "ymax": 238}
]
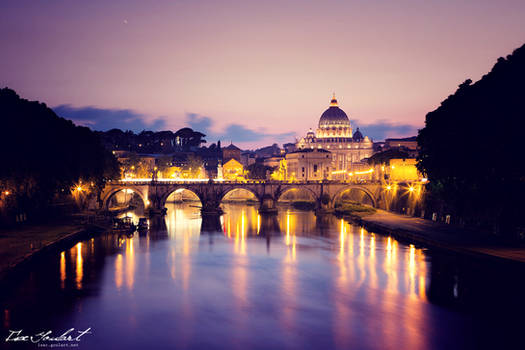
[{"xmin": 296, "ymin": 95, "xmax": 373, "ymax": 176}]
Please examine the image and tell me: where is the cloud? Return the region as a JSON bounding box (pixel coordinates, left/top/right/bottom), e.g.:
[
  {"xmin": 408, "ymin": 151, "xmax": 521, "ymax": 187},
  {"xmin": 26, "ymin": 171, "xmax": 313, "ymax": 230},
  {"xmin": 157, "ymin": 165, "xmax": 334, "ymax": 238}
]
[
  {"xmin": 51, "ymin": 106, "xmax": 295, "ymax": 147},
  {"xmin": 52, "ymin": 105, "xmax": 166, "ymax": 132},
  {"xmin": 186, "ymin": 113, "xmax": 295, "ymax": 144},
  {"xmin": 186, "ymin": 113, "xmax": 213, "ymax": 133},
  {"xmin": 353, "ymin": 119, "xmax": 420, "ymax": 141}
]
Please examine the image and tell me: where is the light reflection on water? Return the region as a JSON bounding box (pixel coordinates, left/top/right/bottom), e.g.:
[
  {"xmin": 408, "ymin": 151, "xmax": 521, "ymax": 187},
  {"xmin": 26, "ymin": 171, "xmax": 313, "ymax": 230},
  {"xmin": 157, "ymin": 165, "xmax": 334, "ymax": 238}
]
[{"xmin": 1, "ymin": 202, "xmax": 524, "ymax": 350}]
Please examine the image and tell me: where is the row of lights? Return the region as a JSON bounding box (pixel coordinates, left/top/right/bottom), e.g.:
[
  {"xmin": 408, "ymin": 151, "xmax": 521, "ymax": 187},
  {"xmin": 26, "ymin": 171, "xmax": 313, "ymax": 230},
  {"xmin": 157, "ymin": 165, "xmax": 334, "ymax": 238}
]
[
  {"xmin": 331, "ymin": 168, "xmax": 374, "ymax": 176},
  {"xmin": 385, "ymin": 184, "xmax": 423, "ymax": 193}
]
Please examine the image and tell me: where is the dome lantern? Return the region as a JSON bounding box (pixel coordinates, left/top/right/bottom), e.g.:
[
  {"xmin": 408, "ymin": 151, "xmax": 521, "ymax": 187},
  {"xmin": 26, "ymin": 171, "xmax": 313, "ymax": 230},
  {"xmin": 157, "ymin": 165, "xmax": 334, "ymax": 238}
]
[{"xmin": 329, "ymin": 93, "xmax": 338, "ymax": 107}]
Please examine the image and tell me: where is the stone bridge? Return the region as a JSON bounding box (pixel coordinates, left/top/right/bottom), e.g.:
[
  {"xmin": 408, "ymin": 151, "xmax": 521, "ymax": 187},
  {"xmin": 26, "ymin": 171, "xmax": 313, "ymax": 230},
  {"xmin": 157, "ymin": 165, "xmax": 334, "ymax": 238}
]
[{"xmin": 100, "ymin": 180, "xmax": 385, "ymax": 215}]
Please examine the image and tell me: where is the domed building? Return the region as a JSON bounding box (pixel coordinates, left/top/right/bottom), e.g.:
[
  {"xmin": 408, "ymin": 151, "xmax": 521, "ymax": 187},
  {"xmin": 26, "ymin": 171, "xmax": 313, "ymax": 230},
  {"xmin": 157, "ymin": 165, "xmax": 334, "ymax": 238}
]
[{"xmin": 296, "ymin": 95, "xmax": 373, "ymax": 178}]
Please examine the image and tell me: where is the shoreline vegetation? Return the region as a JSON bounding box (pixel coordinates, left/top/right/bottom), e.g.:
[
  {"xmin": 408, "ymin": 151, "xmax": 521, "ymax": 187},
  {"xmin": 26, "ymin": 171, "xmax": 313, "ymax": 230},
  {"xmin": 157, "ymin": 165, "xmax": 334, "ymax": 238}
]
[{"xmin": 334, "ymin": 201, "xmax": 376, "ymax": 217}]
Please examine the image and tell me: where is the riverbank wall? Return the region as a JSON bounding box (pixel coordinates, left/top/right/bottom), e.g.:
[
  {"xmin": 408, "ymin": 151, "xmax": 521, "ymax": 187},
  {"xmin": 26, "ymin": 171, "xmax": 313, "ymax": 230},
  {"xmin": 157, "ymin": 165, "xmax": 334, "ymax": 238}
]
[{"xmin": 342, "ymin": 210, "xmax": 525, "ymax": 265}]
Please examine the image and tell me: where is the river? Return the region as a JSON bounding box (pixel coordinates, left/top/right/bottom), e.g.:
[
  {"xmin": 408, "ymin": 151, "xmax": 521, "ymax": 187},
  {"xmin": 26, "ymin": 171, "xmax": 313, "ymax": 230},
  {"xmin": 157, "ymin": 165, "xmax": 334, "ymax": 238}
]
[{"xmin": 1, "ymin": 203, "xmax": 524, "ymax": 349}]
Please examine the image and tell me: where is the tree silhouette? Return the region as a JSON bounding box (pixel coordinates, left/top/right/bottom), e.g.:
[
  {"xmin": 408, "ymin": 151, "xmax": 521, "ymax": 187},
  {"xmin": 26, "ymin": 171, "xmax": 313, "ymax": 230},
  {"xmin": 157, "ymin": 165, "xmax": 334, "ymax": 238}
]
[
  {"xmin": 417, "ymin": 43, "xmax": 525, "ymax": 238},
  {"xmin": 0, "ymin": 88, "xmax": 120, "ymax": 223}
]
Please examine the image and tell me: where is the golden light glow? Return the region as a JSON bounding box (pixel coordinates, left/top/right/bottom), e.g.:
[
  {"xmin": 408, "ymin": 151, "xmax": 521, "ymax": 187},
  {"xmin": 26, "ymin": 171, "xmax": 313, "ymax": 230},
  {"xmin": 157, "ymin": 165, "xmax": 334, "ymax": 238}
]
[
  {"xmin": 339, "ymin": 219, "xmax": 345, "ymax": 259},
  {"xmin": 386, "ymin": 185, "xmax": 392, "ymax": 190},
  {"xmin": 370, "ymin": 234, "xmax": 375, "ymax": 259},
  {"xmin": 75, "ymin": 243, "xmax": 83, "ymax": 290},
  {"xmin": 115, "ymin": 253, "xmax": 123, "ymax": 289},
  {"xmin": 409, "ymin": 186, "xmax": 415, "ymax": 192},
  {"xmin": 359, "ymin": 228, "xmax": 365, "ymax": 257},
  {"xmin": 286, "ymin": 210, "xmax": 291, "ymax": 246},
  {"xmin": 354, "ymin": 168, "xmax": 374, "ymax": 175},
  {"xmin": 60, "ymin": 251, "xmax": 66, "ymax": 289},
  {"xmin": 76, "ymin": 186, "xmax": 83, "ymax": 192},
  {"xmin": 407, "ymin": 244, "xmax": 416, "ymax": 297},
  {"xmin": 125, "ymin": 238, "xmax": 135, "ymax": 290},
  {"xmin": 241, "ymin": 209, "xmax": 245, "ymax": 238},
  {"xmin": 3, "ymin": 191, "xmax": 9, "ymax": 196}
]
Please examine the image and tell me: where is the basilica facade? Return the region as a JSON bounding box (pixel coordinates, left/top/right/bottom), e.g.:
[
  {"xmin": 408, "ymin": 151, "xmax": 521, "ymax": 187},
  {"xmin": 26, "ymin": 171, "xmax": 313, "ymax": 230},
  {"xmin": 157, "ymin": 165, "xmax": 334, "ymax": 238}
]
[{"xmin": 296, "ymin": 95, "xmax": 373, "ymax": 177}]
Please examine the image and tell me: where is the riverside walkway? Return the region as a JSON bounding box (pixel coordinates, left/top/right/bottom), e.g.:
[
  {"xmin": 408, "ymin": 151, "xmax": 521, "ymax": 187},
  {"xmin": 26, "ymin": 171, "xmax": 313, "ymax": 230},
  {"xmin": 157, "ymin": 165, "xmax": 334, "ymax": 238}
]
[{"xmin": 355, "ymin": 210, "xmax": 525, "ymax": 264}]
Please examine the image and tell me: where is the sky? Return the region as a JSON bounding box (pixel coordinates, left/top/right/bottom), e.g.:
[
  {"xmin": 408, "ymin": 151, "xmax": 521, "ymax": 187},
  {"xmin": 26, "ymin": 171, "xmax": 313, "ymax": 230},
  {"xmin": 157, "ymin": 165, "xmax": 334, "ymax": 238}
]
[{"xmin": 2, "ymin": 0, "xmax": 525, "ymax": 148}]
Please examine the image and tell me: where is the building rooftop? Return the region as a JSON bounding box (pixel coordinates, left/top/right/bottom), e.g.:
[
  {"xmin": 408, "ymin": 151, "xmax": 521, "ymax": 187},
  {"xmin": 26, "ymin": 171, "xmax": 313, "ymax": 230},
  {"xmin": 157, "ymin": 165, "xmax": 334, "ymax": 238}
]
[{"xmin": 224, "ymin": 143, "xmax": 241, "ymax": 151}]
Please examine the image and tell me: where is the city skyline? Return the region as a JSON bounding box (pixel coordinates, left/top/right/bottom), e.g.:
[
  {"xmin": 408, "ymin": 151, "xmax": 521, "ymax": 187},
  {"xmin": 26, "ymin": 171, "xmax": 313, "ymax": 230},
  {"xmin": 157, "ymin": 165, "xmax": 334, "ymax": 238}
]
[
  {"xmin": 2, "ymin": 2, "xmax": 525, "ymax": 348},
  {"xmin": 2, "ymin": 0, "xmax": 525, "ymax": 147}
]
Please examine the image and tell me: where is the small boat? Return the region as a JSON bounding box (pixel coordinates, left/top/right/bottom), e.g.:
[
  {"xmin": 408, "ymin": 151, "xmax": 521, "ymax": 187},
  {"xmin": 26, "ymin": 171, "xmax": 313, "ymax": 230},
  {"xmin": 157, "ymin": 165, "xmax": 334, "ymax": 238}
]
[
  {"xmin": 111, "ymin": 216, "xmax": 136, "ymax": 234},
  {"xmin": 138, "ymin": 218, "xmax": 148, "ymax": 232}
]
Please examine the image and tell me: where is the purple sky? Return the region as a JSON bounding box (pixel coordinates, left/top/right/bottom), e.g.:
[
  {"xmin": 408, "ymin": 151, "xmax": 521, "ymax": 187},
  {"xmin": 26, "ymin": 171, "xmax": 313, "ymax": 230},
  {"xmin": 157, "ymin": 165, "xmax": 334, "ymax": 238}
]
[{"xmin": 2, "ymin": 0, "xmax": 525, "ymax": 148}]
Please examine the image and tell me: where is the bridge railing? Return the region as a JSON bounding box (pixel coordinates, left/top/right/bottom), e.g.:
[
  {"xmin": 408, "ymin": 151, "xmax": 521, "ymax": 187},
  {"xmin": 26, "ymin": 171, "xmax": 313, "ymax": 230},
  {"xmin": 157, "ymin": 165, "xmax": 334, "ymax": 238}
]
[{"xmin": 108, "ymin": 179, "xmax": 383, "ymax": 186}]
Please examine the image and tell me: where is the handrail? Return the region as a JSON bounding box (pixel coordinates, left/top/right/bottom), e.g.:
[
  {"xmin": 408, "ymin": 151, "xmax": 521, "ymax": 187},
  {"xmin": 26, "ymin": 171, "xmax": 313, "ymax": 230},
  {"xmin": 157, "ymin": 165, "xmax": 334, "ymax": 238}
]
[{"xmin": 109, "ymin": 179, "xmax": 383, "ymax": 185}]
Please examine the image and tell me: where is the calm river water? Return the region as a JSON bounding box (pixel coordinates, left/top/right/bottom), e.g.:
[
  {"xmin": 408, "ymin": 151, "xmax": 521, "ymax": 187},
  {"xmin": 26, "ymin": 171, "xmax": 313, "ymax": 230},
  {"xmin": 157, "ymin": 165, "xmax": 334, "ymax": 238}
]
[{"xmin": 1, "ymin": 203, "xmax": 524, "ymax": 349}]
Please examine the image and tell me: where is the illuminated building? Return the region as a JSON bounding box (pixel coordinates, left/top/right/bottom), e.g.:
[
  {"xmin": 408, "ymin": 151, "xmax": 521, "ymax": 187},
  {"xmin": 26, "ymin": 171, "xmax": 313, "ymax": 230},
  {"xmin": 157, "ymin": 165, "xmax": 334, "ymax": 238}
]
[
  {"xmin": 223, "ymin": 158, "xmax": 245, "ymax": 180},
  {"xmin": 385, "ymin": 158, "xmax": 421, "ymax": 181},
  {"xmin": 285, "ymin": 149, "xmax": 332, "ymax": 181},
  {"xmin": 296, "ymin": 95, "xmax": 373, "ymax": 179}
]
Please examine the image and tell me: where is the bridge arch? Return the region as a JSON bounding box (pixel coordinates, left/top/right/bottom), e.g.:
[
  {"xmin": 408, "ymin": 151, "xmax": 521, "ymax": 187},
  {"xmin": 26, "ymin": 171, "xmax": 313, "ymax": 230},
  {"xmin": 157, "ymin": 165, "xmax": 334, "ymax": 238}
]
[
  {"xmin": 275, "ymin": 185, "xmax": 319, "ymax": 203},
  {"xmin": 159, "ymin": 187, "xmax": 203, "ymax": 209},
  {"xmin": 331, "ymin": 186, "xmax": 377, "ymax": 208},
  {"xmin": 220, "ymin": 187, "xmax": 260, "ymax": 203},
  {"xmin": 101, "ymin": 186, "xmax": 147, "ymax": 210}
]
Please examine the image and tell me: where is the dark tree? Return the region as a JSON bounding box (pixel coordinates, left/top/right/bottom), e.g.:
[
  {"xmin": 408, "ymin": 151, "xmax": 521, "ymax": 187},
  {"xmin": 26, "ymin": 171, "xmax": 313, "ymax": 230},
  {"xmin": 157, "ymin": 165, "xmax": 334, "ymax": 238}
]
[
  {"xmin": 417, "ymin": 44, "xmax": 525, "ymax": 238},
  {"xmin": 0, "ymin": 88, "xmax": 120, "ymax": 223}
]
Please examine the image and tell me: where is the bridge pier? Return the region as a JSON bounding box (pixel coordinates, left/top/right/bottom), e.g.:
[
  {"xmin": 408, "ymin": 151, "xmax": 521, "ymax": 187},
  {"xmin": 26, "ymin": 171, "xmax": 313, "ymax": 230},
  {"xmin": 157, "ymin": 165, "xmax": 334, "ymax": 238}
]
[
  {"xmin": 145, "ymin": 207, "xmax": 167, "ymax": 218},
  {"xmin": 315, "ymin": 193, "xmax": 334, "ymax": 215},
  {"xmin": 201, "ymin": 201, "xmax": 223, "ymax": 216},
  {"xmin": 258, "ymin": 195, "xmax": 278, "ymax": 214},
  {"xmin": 201, "ymin": 213, "xmax": 222, "ymax": 233},
  {"xmin": 148, "ymin": 214, "xmax": 167, "ymax": 232}
]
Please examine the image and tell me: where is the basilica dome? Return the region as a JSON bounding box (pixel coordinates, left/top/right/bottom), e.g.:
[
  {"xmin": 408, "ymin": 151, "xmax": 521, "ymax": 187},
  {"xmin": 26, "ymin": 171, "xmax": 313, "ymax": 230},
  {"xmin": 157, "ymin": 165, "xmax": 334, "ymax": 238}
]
[{"xmin": 318, "ymin": 96, "xmax": 350, "ymax": 128}]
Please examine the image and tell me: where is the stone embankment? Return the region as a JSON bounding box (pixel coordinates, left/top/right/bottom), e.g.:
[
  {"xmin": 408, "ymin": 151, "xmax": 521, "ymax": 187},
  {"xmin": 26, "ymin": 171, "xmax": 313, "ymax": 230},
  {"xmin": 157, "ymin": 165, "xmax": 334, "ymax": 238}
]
[{"xmin": 344, "ymin": 209, "xmax": 525, "ymax": 264}]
